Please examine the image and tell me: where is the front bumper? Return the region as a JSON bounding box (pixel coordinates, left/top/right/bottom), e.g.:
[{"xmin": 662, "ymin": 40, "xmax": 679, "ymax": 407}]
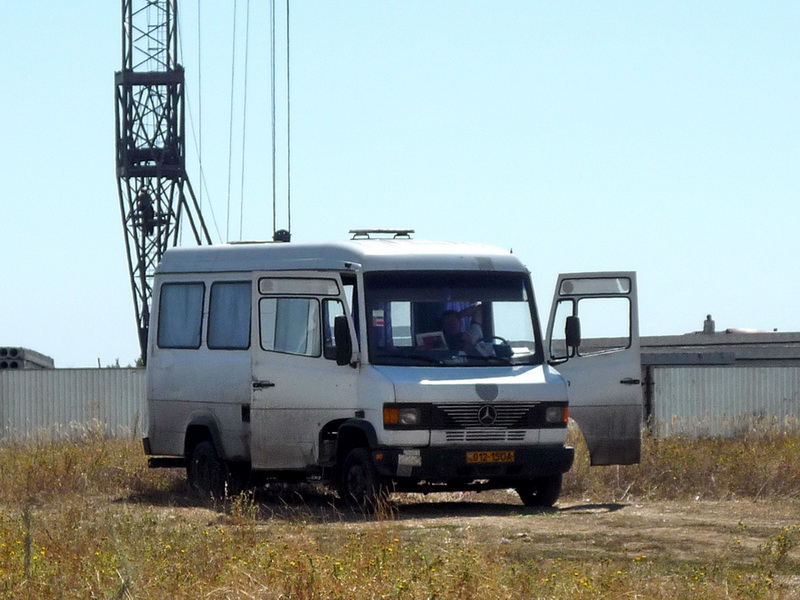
[{"xmin": 373, "ymin": 445, "xmax": 574, "ymax": 484}]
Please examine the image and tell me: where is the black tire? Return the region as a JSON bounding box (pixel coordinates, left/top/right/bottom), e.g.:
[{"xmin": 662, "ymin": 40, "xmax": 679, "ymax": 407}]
[
  {"xmin": 187, "ymin": 440, "xmax": 230, "ymax": 499},
  {"xmin": 516, "ymin": 474, "xmax": 563, "ymax": 507},
  {"xmin": 338, "ymin": 448, "xmax": 385, "ymax": 511},
  {"xmin": 227, "ymin": 461, "xmax": 252, "ymax": 494}
]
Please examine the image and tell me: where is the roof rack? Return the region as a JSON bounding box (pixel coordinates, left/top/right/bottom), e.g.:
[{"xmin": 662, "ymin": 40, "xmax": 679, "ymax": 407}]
[{"xmin": 349, "ymin": 228, "xmax": 415, "ymax": 240}]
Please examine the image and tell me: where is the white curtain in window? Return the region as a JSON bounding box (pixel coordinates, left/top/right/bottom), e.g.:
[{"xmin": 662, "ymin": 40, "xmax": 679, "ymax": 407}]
[
  {"xmin": 208, "ymin": 282, "xmax": 251, "ymax": 349},
  {"xmin": 158, "ymin": 283, "xmax": 204, "ymax": 348},
  {"xmin": 274, "ymin": 298, "xmax": 320, "ymax": 355}
]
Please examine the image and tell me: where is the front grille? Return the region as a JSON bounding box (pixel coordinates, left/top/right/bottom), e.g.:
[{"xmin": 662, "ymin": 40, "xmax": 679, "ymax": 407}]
[
  {"xmin": 433, "ymin": 402, "xmax": 538, "ymax": 429},
  {"xmin": 445, "ymin": 429, "xmax": 527, "ymax": 442}
]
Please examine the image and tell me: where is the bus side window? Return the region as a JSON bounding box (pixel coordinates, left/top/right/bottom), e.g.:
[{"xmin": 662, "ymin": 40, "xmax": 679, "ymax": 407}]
[
  {"xmin": 157, "ymin": 282, "xmax": 205, "ymax": 349},
  {"xmin": 207, "ymin": 281, "xmax": 251, "ymax": 349}
]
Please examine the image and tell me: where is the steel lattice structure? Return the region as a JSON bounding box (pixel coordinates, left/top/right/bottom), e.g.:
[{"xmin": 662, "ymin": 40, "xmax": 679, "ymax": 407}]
[{"xmin": 115, "ymin": 0, "xmax": 211, "ymax": 362}]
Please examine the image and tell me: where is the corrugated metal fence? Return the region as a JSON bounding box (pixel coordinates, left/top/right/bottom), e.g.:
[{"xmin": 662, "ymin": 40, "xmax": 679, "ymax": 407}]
[
  {"xmin": 0, "ymin": 368, "xmax": 145, "ymax": 440},
  {"xmin": 2, "ymin": 366, "xmax": 800, "ymax": 440},
  {"xmin": 651, "ymin": 366, "xmax": 800, "ymax": 437}
]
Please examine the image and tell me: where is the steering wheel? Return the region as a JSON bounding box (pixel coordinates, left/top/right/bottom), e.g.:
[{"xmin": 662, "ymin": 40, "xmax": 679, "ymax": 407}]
[{"xmin": 484, "ymin": 336, "xmax": 509, "ymax": 345}]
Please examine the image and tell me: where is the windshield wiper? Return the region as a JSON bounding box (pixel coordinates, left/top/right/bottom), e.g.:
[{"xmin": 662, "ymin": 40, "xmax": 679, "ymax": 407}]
[
  {"xmin": 462, "ymin": 354, "xmax": 514, "ymax": 366},
  {"xmin": 375, "ymin": 353, "xmax": 445, "ymax": 366}
]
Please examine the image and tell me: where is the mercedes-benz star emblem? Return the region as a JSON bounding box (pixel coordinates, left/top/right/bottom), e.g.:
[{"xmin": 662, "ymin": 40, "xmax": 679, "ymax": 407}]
[{"xmin": 477, "ymin": 405, "xmax": 497, "ymax": 426}]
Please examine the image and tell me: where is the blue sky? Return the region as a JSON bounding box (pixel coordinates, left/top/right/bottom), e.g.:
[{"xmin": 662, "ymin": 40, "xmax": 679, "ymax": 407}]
[{"xmin": 1, "ymin": 2, "xmax": 798, "ymax": 367}]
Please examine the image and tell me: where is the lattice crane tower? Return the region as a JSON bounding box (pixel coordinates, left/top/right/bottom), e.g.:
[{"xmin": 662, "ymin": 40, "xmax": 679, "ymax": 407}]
[{"xmin": 115, "ymin": 0, "xmax": 211, "ymax": 363}]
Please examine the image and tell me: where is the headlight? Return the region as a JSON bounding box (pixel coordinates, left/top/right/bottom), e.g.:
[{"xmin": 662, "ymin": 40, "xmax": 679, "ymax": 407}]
[
  {"xmin": 383, "ymin": 404, "xmax": 428, "ymax": 429},
  {"xmin": 398, "ymin": 408, "xmax": 419, "ymax": 426},
  {"xmin": 545, "ymin": 405, "xmax": 568, "ymax": 424}
]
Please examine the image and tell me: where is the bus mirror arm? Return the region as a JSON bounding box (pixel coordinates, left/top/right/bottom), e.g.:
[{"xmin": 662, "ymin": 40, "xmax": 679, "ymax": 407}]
[{"xmin": 334, "ymin": 315, "xmax": 355, "ymax": 367}]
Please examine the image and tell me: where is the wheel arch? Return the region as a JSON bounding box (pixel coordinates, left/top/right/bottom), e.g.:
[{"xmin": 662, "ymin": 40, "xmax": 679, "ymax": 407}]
[
  {"xmin": 184, "ymin": 415, "xmax": 226, "ymax": 461},
  {"xmin": 335, "ymin": 419, "xmax": 378, "ymax": 465}
]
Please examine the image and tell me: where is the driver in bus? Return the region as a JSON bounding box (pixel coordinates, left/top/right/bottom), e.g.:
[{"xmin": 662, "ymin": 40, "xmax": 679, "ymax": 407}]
[{"xmin": 441, "ymin": 305, "xmax": 484, "ymax": 353}]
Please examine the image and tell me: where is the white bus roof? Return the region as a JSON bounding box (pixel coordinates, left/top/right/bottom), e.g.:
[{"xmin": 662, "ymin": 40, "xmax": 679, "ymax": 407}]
[{"xmin": 155, "ymin": 239, "xmax": 527, "ymax": 274}]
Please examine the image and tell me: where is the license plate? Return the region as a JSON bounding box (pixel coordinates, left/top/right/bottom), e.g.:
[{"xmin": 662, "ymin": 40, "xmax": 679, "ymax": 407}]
[{"xmin": 466, "ymin": 450, "xmax": 515, "ymax": 464}]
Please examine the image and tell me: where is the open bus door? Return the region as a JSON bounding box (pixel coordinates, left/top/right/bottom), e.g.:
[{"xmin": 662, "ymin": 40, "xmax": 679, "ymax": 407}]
[{"xmin": 546, "ymin": 272, "xmax": 642, "ymax": 465}]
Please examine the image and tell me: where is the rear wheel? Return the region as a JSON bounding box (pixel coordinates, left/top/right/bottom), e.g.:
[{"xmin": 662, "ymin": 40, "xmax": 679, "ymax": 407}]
[
  {"xmin": 338, "ymin": 448, "xmax": 386, "ymax": 511},
  {"xmin": 516, "ymin": 474, "xmax": 563, "ymax": 507},
  {"xmin": 188, "ymin": 441, "xmax": 230, "ymax": 499}
]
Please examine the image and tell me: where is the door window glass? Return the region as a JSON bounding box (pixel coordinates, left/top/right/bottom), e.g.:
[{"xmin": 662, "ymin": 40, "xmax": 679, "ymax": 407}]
[
  {"xmin": 549, "ymin": 299, "xmax": 575, "ymax": 360},
  {"xmin": 576, "ymin": 296, "xmax": 631, "ymax": 355},
  {"xmin": 259, "ymin": 297, "xmax": 321, "ymax": 357},
  {"xmin": 258, "ymin": 278, "xmax": 339, "ymax": 296},
  {"xmin": 157, "ymin": 283, "xmax": 204, "ymax": 349},
  {"xmin": 208, "ymin": 282, "xmax": 251, "ymax": 349},
  {"xmin": 340, "ymin": 274, "xmax": 361, "ymax": 350},
  {"xmin": 322, "ymin": 299, "xmax": 345, "ymax": 360},
  {"xmin": 559, "ymin": 277, "xmax": 631, "ymax": 296}
]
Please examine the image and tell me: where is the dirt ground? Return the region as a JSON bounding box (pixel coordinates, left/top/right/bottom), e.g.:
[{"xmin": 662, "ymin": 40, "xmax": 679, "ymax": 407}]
[
  {"xmin": 174, "ymin": 485, "xmax": 800, "ymax": 568},
  {"xmin": 387, "ymin": 493, "xmax": 800, "ymax": 564}
]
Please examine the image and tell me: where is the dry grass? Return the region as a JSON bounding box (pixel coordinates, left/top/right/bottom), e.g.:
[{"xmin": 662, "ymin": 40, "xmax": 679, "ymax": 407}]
[
  {"xmin": 0, "ymin": 424, "xmax": 797, "ymax": 599},
  {"xmin": 563, "ymin": 422, "xmax": 800, "ymax": 502}
]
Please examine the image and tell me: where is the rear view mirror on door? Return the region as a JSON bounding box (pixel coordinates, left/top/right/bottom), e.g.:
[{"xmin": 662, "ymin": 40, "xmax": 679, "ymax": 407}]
[
  {"xmin": 565, "ymin": 315, "xmax": 581, "ymax": 350},
  {"xmin": 334, "ymin": 315, "xmax": 353, "ymax": 366}
]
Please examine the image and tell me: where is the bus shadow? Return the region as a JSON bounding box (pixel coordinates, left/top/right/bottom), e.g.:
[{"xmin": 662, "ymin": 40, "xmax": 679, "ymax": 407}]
[{"xmin": 121, "ymin": 480, "xmax": 627, "ymax": 523}]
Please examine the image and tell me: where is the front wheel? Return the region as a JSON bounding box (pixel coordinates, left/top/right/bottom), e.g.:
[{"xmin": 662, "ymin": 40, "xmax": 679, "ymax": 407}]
[
  {"xmin": 338, "ymin": 448, "xmax": 386, "ymax": 511},
  {"xmin": 516, "ymin": 474, "xmax": 563, "ymax": 507}
]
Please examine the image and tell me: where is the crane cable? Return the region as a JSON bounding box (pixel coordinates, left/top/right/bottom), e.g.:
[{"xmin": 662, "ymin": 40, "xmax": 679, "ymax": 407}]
[
  {"xmin": 177, "ymin": 1, "xmax": 224, "ymax": 244},
  {"xmin": 197, "ymin": 0, "xmax": 202, "ymax": 212},
  {"xmin": 239, "ymin": 0, "xmax": 251, "ymax": 240},
  {"xmin": 270, "ymin": 0, "xmax": 291, "ymax": 238},
  {"xmin": 286, "ymin": 0, "xmax": 291, "ymax": 235},
  {"xmin": 225, "ymin": 0, "xmax": 239, "ymax": 242},
  {"xmin": 184, "ymin": 0, "xmax": 288, "ymax": 243},
  {"xmin": 270, "ymin": 0, "xmax": 277, "ymax": 236}
]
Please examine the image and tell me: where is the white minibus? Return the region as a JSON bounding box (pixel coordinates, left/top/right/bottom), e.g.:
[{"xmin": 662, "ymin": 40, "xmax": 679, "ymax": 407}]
[{"xmin": 143, "ymin": 232, "xmax": 641, "ymax": 508}]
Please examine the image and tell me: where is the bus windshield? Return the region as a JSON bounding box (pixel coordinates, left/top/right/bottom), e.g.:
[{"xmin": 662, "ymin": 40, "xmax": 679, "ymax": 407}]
[{"xmin": 364, "ymin": 271, "xmax": 542, "ymax": 367}]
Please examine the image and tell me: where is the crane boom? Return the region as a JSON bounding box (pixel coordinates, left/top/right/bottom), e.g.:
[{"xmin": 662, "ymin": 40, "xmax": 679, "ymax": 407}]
[{"xmin": 114, "ymin": 0, "xmax": 211, "ymax": 363}]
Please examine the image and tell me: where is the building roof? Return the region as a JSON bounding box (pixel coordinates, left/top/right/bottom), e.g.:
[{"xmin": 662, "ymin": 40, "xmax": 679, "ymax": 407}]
[{"xmin": 641, "ymin": 331, "xmax": 800, "ymax": 366}]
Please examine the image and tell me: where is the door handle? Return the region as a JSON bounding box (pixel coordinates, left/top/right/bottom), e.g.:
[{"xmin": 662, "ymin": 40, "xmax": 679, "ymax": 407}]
[
  {"xmin": 252, "ymin": 380, "xmax": 276, "ymax": 389},
  {"xmin": 620, "ymin": 377, "xmax": 641, "ymax": 385}
]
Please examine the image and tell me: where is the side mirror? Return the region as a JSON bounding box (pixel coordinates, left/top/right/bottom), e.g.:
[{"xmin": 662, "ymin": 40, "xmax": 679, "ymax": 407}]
[
  {"xmin": 565, "ymin": 315, "xmax": 581, "ymax": 351},
  {"xmin": 333, "ymin": 315, "xmax": 353, "ymax": 366}
]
